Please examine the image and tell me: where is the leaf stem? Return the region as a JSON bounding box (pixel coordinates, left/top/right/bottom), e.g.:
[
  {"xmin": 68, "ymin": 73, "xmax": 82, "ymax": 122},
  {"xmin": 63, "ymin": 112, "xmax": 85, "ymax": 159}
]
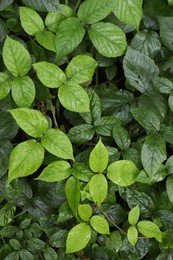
[
  {"xmin": 74, "ymin": 0, "xmax": 81, "ymax": 12},
  {"xmin": 50, "ymin": 100, "xmax": 58, "ymax": 128}
]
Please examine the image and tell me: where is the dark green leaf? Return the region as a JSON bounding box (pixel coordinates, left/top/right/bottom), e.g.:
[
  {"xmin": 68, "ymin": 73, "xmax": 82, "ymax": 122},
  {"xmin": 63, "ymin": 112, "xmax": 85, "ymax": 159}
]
[
  {"xmin": 0, "ymin": 202, "xmax": 16, "ymax": 227},
  {"xmin": 0, "ymin": 111, "xmax": 18, "ymax": 140},
  {"xmin": 0, "ymin": 225, "xmax": 17, "ymax": 238},
  {"xmin": 94, "ymin": 116, "xmax": 121, "ymax": 136},
  {"xmin": 22, "ymin": 0, "xmax": 61, "ymax": 12},
  {"xmin": 158, "ymin": 16, "xmax": 173, "ymax": 51},
  {"xmin": 68, "ymin": 124, "xmax": 94, "ymax": 145},
  {"xmin": 58, "ymin": 201, "xmax": 73, "ymax": 223},
  {"xmin": 152, "ymin": 76, "xmax": 173, "ymax": 94},
  {"xmin": 0, "ymin": 0, "xmax": 14, "ymax": 11},
  {"xmin": 113, "ymin": 125, "xmax": 131, "ymax": 150},
  {"xmin": 49, "ymin": 230, "xmax": 68, "ymax": 248},
  {"xmin": 0, "ymin": 140, "xmax": 13, "ymax": 177},
  {"xmin": 71, "ymin": 162, "xmax": 93, "ymax": 182},
  {"xmin": 43, "ymin": 246, "xmax": 57, "ymax": 260}
]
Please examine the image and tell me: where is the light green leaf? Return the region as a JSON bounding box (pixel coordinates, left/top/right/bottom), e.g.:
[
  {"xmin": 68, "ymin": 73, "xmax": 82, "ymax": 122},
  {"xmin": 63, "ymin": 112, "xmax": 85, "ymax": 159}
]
[
  {"xmin": 88, "ymin": 22, "xmax": 127, "ymax": 58},
  {"xmin": 33, "ymin": 61, "xmax": 66, "ymax": 88},
  {"xmin": 0, "ymin": 73, "xmax": 12, "ymax": 99},
  {"xmin": 41, "ymin": 128, "xmax": 74, "ymax": 160},
  {"xmin": 141, "ymin": 134, "xmax": 166, "ymax": 176},
  {"xmin": 158, "ymin": 16, "xmax": 173, "ymax": 51},
  {"xmin": 3, "ymin": 37, "xmax": 32, "ymax": 77},
  {"xmin": 152, "ymin": 77, "xmax": 173, "ymax": 94},
  {"xmin": 137, "ymin": 221, "xmax": 162, "ymax": 242},
  {"xmin": 20, "ymin": 6, "xmax": 44, "ymax": 36},
  {"xmin": 166, "ymin": 175, "xmax": 173, "ymax": 204},
  {"xmin": 66, "ymin": 223, "xmax": 91, "ymax": 253},
  {"xmin": 66, "ymin": 55, "xmax": 98, "ymax": 84},
  {"xmin": 107, "ymin": 160, "xmax": 140, "ymax": 187},
  {"xmin": 36, "ymin": 161, "xmax": 71, "ymax": 182},
  {"xmin": 89, "ymin": 139, "xmax": 108, "ymax": 173},
  {"xmin": 128, "ymin": 205, "xmax": 140, "ymax": 226},
  {"xmin": 58, "ymin": 82, "xmax": 90, "ymax": 112},
  {"xmin": 55, "ymin": 17, "xmax": 85, "ymax": 60},
  {"xmin": 68, "ymin": 124, "xmax": 94, "ymax": 145},
  {"xmin": 90, "ymin": 215, "xmax": 110, "ymax": 235},
  {"xmin": 12, "ymin": 76, "xmax": 35, "ymax": 108},
  {"xmin": 8, "ymin": 140, "xmax": 44, "ymax": 184},
  {"xmin": 94, "ymin": 116, "xmax": 121, "ymax": 137},
  {"xmin": 9, "ymin": 108, "xmax": 48, "ymax": 138},
  {"xmin": 127, "ymin": 226, "xmax": 138, "ymax": 246},
  {"xmin": 65, "ymin": 176, "xmax": 80, "ymax": 219},
  {"xmin": 113, "ymin": 125, "xmax": 131, "ymax": 150},
  {"xmin": 78, "ymin": 204, "xmax": 92, "ymax": 221},
  {"xmin": 168, "ymin": 0, "xmax": 173, "ymax": 6},
  {"xmin": 78, "ymin": 0, "xmax": 114, "ymax": 24},
  {"xmin": 113, "ymin": 0, "xmax": 143, "ymax": 31},
  {"xmin": 35, "ymin": 31, "xmax": 56, "ymax": 52},
  {"xmin": 89, "ymin": 173, "xmax": 108, "ymax": 206}
]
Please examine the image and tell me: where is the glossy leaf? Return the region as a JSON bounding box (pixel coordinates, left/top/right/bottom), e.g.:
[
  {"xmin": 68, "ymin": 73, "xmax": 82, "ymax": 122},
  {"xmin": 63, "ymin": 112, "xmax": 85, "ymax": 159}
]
[
  {"xmin": 152, "ymin": 76, "xmax": 173, "ymax": 94},
  {"xmin": 8, "ymin": 140, "xmax": 44, "ymax": 184},
  {"xmin": 90, "ymin": 215, "xmax": 110, "ymax": 234},
  {"xmin": 68, "ymin": 124, "xmax": 94, "ymax": 145},
  {"xmin": 94, "ymin": 116, "xmax": 121, "ymax": 136},
  {"xmin": 166, "ymin": 175, "xmax": 173, "ymax": 204},
  {"xmin": 21, "ymin": 0, "xmax": 61, "ymax": 12},
  {"xmin": 127, "ymin": 226, "xmax": 138, "ymax": 246},
  {"xmin": 41, "ymin": 128, "xmax": 74, "ymax": 160},
  {"xmin": 158, "ymin": 16, "xmax": 173, "ymax": 51},
  {"xmin": 113, "ymin": 125, "xmax": 131, "ymax": 150},
  {"xmin": 78, "ymin": 204, "xmax": 92, "ymax": 221},
  {"xmin": 137, "ymin": 221, "xmax": 162, "ymax": 242},
  {"xmin": 9, "ymin": 108, "xmax": 48, "ymax": 138},
  {"xmin": 0, "ymin": 202, "xmax": 15, "ymax": 227},
  {"xmin": 71, "ymin": 162, "xmax": 93, "ymax": 182},
  {"xmin": 128, "ymin": 205, "xmax": 140, "ymax": 226},
  {"xmin": 35, "ymin": 31, "xmax": 56, "ymax": 52},
  {"xmin": 0, "ymin": 140, "xmax": 13, "ymax": 177}
]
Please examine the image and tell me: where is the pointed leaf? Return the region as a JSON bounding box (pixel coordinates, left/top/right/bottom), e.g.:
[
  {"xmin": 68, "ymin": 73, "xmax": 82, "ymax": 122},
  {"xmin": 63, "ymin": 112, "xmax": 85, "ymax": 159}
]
[
  {"xmin": 137, "ymin": 221, "xmax": 162, "ymax": 242},
  {"xmin": 90, "ymin": 215, "xmax": 110, "ymax": 234},
  {"xmin": 78, "ymin": 204, "xmax": 92, "ymax": 221},
  {"xmin": 94, "ymin": 116, "xmax": 121, "ymax": 137},
  {"xmin": 71, "ymin": 162, "xmax": 93, "ymax": 182},
  {"xmin": 35, "ymin": 31, "xmax": 56, "ymax": 52},
  {"xmin": 127, "ymin": 226, "xmax": 138, "ymax": 246},
  {"xmin": 8, "ymin": 140, "xmax": 44, "ymax": 184},
  {"xmin": 41, "ymin": 128, "xmax": 73, "ymax": 160},
  {"xmin": 113, "ymin": 125, "xmax": 131, "ymax": 150},
  {"xmin": 0, "ymin": 73, "xmax": 12, "ymax": 100},
  {"xmin": 9, "ymin": 108, "xmax": 48, "ymax": 138},
  {"xmin": 128, "ymin": 205, "xmax": 140, "ymax": 226},
  {"xmin": 68, "ymin": 124, "xmax": 94, "ymax": 145},
  {"xmin": 21, "ymin": 0, "xmax": 61, "ymax": 12}
]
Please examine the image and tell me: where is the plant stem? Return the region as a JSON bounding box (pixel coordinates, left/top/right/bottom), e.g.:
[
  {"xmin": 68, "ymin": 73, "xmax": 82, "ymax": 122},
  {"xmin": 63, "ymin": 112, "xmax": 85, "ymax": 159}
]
[
  {"xmin": 74, "ymin": 0, "xmax": 81, "ymax": 12},
  {"xmin": 50, "ymin": 100, "xmax": 58, "ymax": 128}
]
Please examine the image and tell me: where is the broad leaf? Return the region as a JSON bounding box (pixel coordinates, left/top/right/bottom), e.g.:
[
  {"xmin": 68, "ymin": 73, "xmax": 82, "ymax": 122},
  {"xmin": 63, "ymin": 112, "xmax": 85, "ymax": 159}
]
[
  {"xmin": 137, "ymin": 221, "xmax": 162, "ymax": 242},
  {"xmin": 9, "ymin": 108, "xmax": 48, "ymax": 138},
  {"xmin": 3, "ymin": 37, "xmax": 32, "ymax": 77},
  {"xmin": 113, "ymin": 0, "xmax": 143, "ymax": 31},
  {"xmin": 22, "ymin": 0, "xmax": 61, "ymax": 12},
  {"xmin": 35, "ymin": 31, "xmax": 56, "ymax": 52},
  {"xmin": 0, "ymin": 0, "xmax": 14, "ymax": 11},
  {"xmin": 128, "ymin": 205, "xmax": 140, "ymax": 226},
  {"xmin": 20, "ymin": 7, "xmax": 44, "ymax": 36},
  {"xmin": 12, "ymin": 76, "xmax": 35, "ymax": 108},
  {"xmin": 0, "ymin": 73, "xmax": 11, "ymax": 100},
  {"xmin": 0, "ymin": 140, "xmax": 13, "ymax": 177},
  {"xmin": 152, "ymin": 77, "xmax": 173, "ymax": 94},
  {"xmin": 88, "ymin": 22, "xmax": 127, "ymax": 58},
  {"xmin": 166, "ymin": 175, "xmax": 173, "ymax": 204},
  {"xmin": 41, "ymin": 128, "xmax": 74, "ymax": 160},
  {"xmin": 66, "ymin": 223, "xmax": 91, "ymax": 253},
  {"xmin": 90, "ymin": 215, "xmax": 110, "ymax": 234},
  {"xmin": 78, "ymin": 0, "xmax": 114, "ymax": 24},
  {"xmin": 71, "ymin": 162, "xmax": 93, "ymax": 182},
  {"xmin": 113, "ymin": 125, "xmax": 131, "ymax": 150},
  {"xmin": 94, "ymin": 116, "xmax": 121, "ymax": 136},
  {"xmin": 127, "ymin": 226, "xmax": 138, "ymax": 246},
  {"xmin": 33, "ymin": 61, "xmax": 66, "ymax": 88},
  {"xmin": 89, "ymin": 173, "xmax": 108, "ymax": 206},
  {"xmin": 58, "ymin": 82, "xmax": 90, "ymax": 112},
  {"xmin": 78, "ymin": 204, "xmax": 92, "ymax": 221},
  {"xmin": 107, "ymin": 160, "xmax": 140, "ymax": 187},
  {"xmin": 158, "ymin": 16, "xmax": 173, "ymax": 51},
  {"xmin": 168, "ymin": 92, "xmax": 173, "ymax": 112},
  {"xmin": 89, "ymin": 139, "xmax": 108, "ymax": 173},
  {"xmin": 0, "ymin": 111, "xmax": 18, "ymax": 140},
  {"xmin": 68, "ymin": 124, "xmax": 94, "ymax": 145},
  {"xmin": 0, "ymin": 202, "xmax": 15, "ymax": 227},
  {"xmin": 8, "ymin": 140, "xmax": 44, "ymax": 184},
  {"xmin": 66, "ymin": 55, "xmax": 98, "ymax": 84},
  {"xmin": 36, "ymin": 161, "xmax": 71, "ymax": 182}
]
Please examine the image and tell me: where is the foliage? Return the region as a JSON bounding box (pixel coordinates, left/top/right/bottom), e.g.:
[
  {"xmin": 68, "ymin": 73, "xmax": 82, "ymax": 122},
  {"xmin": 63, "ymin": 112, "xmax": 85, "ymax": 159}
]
[{"xmin": 1, "ymin": 0, "xmax": 173, "ymax": 259}]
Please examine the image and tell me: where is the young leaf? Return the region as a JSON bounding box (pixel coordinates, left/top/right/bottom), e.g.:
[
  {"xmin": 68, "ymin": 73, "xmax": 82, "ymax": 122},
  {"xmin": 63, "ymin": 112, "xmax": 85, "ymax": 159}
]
[
  {"xmin": 90, "ymin": 215, "xmax": 110, "ymax": 235},
  {"xmin": 166, "ymin": 175, "xmax": 173, "ymax": 204},
  {"xmin": 20, "ymin": 7, "xmax": 44, "ymax": 36},
  {"xmin": 152, "ymin": 76, "xmax": 173, "ymax": 94},
  {"xmin": 128, "ymin": 205, "xmax": 140, "ymax": 226},
  {"xmin": 33, "ymin": 61, "xmax": 66, "ymax": 88},
  {"xmin": 137, "ymin": 221, "xmax": 162, "ymax": 242},
  {"xmin": 66, "ymin": 55, "xmax": 98, "ymax": 84},
  {"xmin": 158, "ymin": 16, "xmax": 173, "ymax": 51},
  {"xmin": 127, "ymin": 226, "xmax": 138, "ymax": 246},
  {"xmin": 12, "ymin": 76, "xmax": 35, "ymax": 108},
  {"xmin": 68, "ymin": 124, "xmax": 94, "ymax": 145},
  {"xmin": 0, "ymin": 73, "xmax": 12, "ymax": 100},
  {"xmin": 113, "ymin": 0, "xmax": 143, "ymax": 31},
  {"xmin": 36, "ymin": 161, "xmax": 71, "ymax": 182},
  {"xmin": 107, "ymin": 160, "xmax": 140, "ymax": 187},
  {"xmin": 113, "ymin": 125, "xmax": 131, "ymax": 150},
  {"xmin": 88, "ymin": 22, "xmax": 127, "ymax": 58},
  {"xmin": 3, "ymin": 37, "xmax": 32, "ymax": 77},
  {"xmin": 78, "ymin": 0, "xmax": 114, "ymax": 24},
  {"xmin": 35, "ymin": 31, "xmax": 56, "ymax": 52},
  {"xmin": 78, "ymin": 204, "xmax": 92, "ymax": 221},
  {"xmin": 66, "ymin": 223, "xmax": 91, "ymax": 253},
  {"xmin": 94, "ymin": 116, "xmax": 121, "ymax": 137},
  {"xmin": 8, "ymin": 140, "xmax": 44, "ymax": 184},
  {"xmin": 65, "ymin": 176, "xmax": 80, "ymax": 219},
  {"xmin": 9, "ymin": 108, "xmax": 48, "ymax": 138},
  {"xmin": 89, "ymin": 139, "xmax": 108, "ymax": 173},
  {"xmin": 89, "ymin": 173, "xmax": 108, "ymax": 206},
  {"xmin": 58, "ymin": 82, "xmax": 90, "ymax": 113},
  {"xmin": 41, "ymin": 128, "xmax": 74, "ymax": 160}
]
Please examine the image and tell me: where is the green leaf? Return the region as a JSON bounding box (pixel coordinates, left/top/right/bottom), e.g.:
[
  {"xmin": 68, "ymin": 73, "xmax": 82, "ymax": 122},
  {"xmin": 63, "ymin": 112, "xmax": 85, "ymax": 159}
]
[
  {"xmin": 168, "ymin": 0, "xmax": 173, "ymax": 6},
  {"xmin": 41, "ymin": 128, "xmax": 74, "ymax": 160},
  {"xmin": 158, "ymin": 16, "xmax": 173, "ymax": 51},
  {"xmin": 0, "ymin": 111, "xmax": 18, "ymax": 140},
  {"xmin": 78, "ymin": 204, "xmax": 92, "ymax": 221},
  {"xmin": 78, "ymin": 0, "xmax": 114, "ymax": 24},
  {"xmin": 113, "ymin": 125, "xmax": 131, "ymax": 150},
  {"xmin": 8, "ymin": 140, "xmax": 44, "ymax": 184},
  {"xmin": 2, "ymin": 37, "xmax": 32, "ymax": 77},
  {"xmin": 22, "ymin": 0, "xmax": 61, "ymax": 12},
  {"xmin": 20, "ymin": 7, "xmax": 44, "ymax": 36},
  {"xmin": 131, "ymin": 108, "xmax": 161, "ymax": 132},
  {"xmin": 89, "ymin": 139, "xmax": 108, "ymax": 173},
  {"xmin": 19, "ymin": 250, "xmax": 34, "ymax": 260},
  {"xmin": 71, "ymin": 162, "xmax": 93, "ymax": 182},
  {"xmin": 43, "ymin": 246, "xmax": 57, "ymax": 260},
  {"xmin": 12, "ymin": 76, "xmax": 35, "ymax": 108},
  {"xmin": 152, "ymin": 77, "xmax": 173, "ymax": 94},
  {"xmin": 66, "ymin": 55, "xmax": 98, "ymax": 84},
  {"xmin": 36, "ymin": 161, "xmax": 71, "ymax": 182},
  {"xmin": 58, "ymin": 201, "xmax": 74, "ymax": 223},
  {"xmin": 141, "ymin": 134, "xmax": 167, "ymax": 176},
  {"xmin": 90, "ymin": 215, "xmax": 110, "ymax": 234},
  {"xmin": 94, "ymin": 116, "xmax": 121, "ymax": 136},
  {"xmin": 35, "ymin": 31, "xmax": 56, "ymax": 52},
  {"xmin": 55, "ymin": 17, "xmax": 85, "ymax": 60},
  {"xmin": 127, "ymin": 226, "xmax": 138, "ymax": 246},
  {"xmin": 137, "ymin": 221, "xmax": 162, "ymax": 242},
  {"xmin": 66, "ymin": 223, "xmax": 91, "ymax": 253},
  {"xmin": 58, "ymin": 82, "xmax": 90, "ymax": 112},
  {"xmin": 168, "ymin": 92, "xmax": 173, "ymax": 112},
  {"xmin": 113, "ymin": 0, "xmax": 143, "ymax": 31},
  {"xmin": 166, "ymin": 175, "xmax": 173, "ymax": 204},
  {"xmin": 0, "ymin": 140, "xmax": 13, "ymax": 177},
  {"xmin": 49, "ymin": 230, "xmax": 68, "ymax": 248},
  {"xmin": 9, "ymin": 108, "xmax": 48, "ymax": 138},
  {"xmin": 0, "ymin": 0, "xmax": 14, "ymax": 11},
  {"xmin": 88, "ymin": 22, "xmax": 127, "ymax": 58},
  {"xmin": 68, "ymin": 124, "xmax": 94, "ymax": 145},
  {"xmin": 9, "ymin": 239, "xmax": 21, "ymax": 250},
  {"xmin": 0, "ymin": 73, "xmax": 12, "ymax": 100},
  {"xmin": 128, "ymin": 205, "xmax": 140, "ymax": 226},
  {"xmin": 123, "ymin": 47, "xmax": 159, "ymax": 92},
  {"xmin": 33, "ymin": 61, "xmax": 66, "ymax": 88},
  {"xmin": 89, "ymin": 173, "xmax": 108, "ymax": 206},
  {"xmin": 0, "ymin": 202, "xmax": 15, "ymax": 227},
  {"xmin": 107, "ymin": 160, "xmax": 140, "ymax": 187},
  {"xmin": 0, "ymin": 226, "xmax": 17, "ymax": 238},
  {"xmin": 65, "ymin": 176, "xmax": 80, "ymax": 219}
]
